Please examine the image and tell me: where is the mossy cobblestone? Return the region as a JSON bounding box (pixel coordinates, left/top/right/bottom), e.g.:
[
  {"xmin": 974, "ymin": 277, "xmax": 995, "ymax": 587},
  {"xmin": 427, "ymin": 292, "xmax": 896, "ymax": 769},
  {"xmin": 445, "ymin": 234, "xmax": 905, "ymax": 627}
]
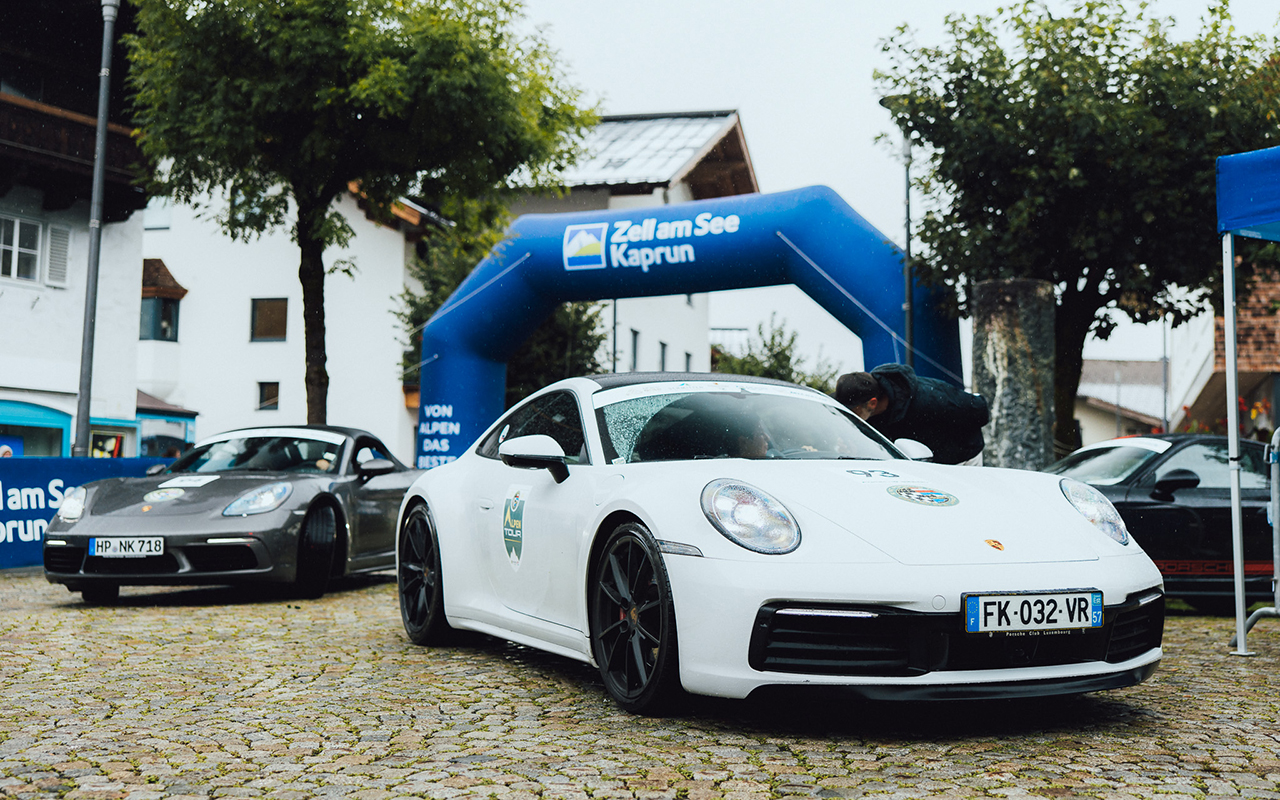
[{"xmin": 2, "ymin": 570, "xmax": 1278, "ymax": 800}]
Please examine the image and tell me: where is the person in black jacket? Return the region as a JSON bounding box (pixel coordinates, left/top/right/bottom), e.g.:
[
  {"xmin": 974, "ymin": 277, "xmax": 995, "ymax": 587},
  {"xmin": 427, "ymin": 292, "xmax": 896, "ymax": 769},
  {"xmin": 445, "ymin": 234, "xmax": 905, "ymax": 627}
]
[{"xmin": 835, "ymin": 363, "xmax": 989, "ymax": 465}]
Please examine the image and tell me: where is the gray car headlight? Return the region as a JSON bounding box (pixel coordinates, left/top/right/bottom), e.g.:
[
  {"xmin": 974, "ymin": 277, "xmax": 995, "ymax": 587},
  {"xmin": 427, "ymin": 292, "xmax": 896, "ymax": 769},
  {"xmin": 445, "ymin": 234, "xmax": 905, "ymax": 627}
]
[
  {"xmin": 56, "ymin": 486, "xmax": 87, "ymax": 523},
  {"xmin": 1061, "ymin": 478, "xmax": 1129, "ymax": 545},
  {"xmin": 223, "ymin": 482, "xmax": 293, "ymax": 516},
  {"xmin": 700, "ymin": 479, "xmax": 801, "ymax": 554}
]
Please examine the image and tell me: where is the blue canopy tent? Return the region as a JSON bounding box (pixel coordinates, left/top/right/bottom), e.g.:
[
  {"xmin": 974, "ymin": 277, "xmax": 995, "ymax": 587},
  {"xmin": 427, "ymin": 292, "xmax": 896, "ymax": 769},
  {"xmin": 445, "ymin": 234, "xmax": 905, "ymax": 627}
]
[{"xmin": 1216, "ymin": 145, "xmax": 1280, "ymax": 654}]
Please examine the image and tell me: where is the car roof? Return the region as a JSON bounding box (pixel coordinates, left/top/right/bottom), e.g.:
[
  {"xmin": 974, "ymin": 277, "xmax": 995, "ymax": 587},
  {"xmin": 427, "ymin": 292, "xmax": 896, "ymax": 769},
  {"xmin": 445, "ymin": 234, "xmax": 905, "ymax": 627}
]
[
  {"xmin": 1092, "ymin": 433, "xmax": 1263, "ymax": 447},
  {"xmin": 583, "ymin": 372, "xmax": 826, "ymax": 394},
  {"xmin": 193, "ymin": 425, "xmax": 381, "ymax": 448}
]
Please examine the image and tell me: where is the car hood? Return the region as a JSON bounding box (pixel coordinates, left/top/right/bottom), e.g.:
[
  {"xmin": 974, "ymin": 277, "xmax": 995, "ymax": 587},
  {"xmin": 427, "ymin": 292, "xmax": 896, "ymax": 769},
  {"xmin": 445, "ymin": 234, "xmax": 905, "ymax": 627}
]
[
  {"xmin": 684, "ymin": 459, "xmax": 1110, "ymax": 566},
  {"xmin": 85, "ymin": 473, "xmax": 315, "ymax": 517}
]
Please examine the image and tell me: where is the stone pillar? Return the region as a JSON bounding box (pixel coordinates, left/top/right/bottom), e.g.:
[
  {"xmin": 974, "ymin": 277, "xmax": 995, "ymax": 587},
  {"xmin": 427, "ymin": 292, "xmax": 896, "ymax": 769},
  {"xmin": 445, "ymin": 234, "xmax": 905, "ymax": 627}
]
[{"xmin": 972, "ymin": 279, "xmax": 1055, "ymax": 470}]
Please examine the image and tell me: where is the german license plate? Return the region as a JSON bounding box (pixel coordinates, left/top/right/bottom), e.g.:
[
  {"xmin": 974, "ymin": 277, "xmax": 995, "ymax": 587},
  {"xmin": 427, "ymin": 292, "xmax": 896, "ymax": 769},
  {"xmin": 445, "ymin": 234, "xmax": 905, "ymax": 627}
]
[
  {"xmin": 964, "ymin": 590, "xmax": 1102, "ymax": 633},
  {"xmin": 89, "ymin": 537, "xmax": 164, "ymax": 558}
]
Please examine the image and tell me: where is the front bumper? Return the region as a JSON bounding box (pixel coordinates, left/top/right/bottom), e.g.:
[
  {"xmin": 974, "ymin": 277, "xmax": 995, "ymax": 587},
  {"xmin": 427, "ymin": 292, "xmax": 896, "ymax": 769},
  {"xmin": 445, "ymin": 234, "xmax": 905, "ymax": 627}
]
[
  {"xmin": 43, "ymin": 513, "xmax": 302, "ymax": 587},
  {"xmin": 664, "ymin": 553, "xmax": 1165, "ymax": 700}
]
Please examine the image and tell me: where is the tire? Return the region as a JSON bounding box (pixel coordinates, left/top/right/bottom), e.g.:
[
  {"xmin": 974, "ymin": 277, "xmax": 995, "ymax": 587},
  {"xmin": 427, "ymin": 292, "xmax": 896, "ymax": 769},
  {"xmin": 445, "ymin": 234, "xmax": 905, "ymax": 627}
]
[
  {"xmin": 589, "ymin": 521, "xmax": 683, "ymax": 715},
  {"xmin": 398, "ymin": 503, "xmax": 452, "ymax": 645},
  {"xmin": 81, "ymin": 583, "xmax": 119, "ymax": 605},
  {"xmin": 294, "ymin": 503, "xmax": 337, "ymax": 599}
]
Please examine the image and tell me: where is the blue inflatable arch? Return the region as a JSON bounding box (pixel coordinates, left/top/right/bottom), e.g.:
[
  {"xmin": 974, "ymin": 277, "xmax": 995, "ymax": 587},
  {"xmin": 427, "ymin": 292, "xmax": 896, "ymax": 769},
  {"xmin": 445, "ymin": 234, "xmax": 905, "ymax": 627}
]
[{"xmin": 414, "ymin": 185, "xmax": 961, "ymax": 467}]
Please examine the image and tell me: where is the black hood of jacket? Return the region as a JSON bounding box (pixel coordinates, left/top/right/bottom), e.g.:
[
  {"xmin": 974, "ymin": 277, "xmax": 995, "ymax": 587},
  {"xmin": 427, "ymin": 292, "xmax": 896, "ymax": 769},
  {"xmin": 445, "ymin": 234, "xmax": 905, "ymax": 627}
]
[{"xmin": 869, "ymin": 363, "xmax": 989, "ymax": 464}]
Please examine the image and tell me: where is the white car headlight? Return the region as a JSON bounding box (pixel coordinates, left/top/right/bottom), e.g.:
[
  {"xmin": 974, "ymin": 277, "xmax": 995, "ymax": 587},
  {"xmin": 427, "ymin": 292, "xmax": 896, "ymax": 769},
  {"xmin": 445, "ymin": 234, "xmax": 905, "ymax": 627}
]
[
  {"xmin": 1061, "ymin": 478, "xmax": 1129, "ymax": 545},
  {"xmin": 223, "ymin": 482, "xmax": 293, "ymax": 516},
  {"xmin": 57, "ymin": 486, "xmax": 87, "ymax": 523},
  {"xmin": 700, "ymin": 479, "xmax": 801, "ymax": 554}
]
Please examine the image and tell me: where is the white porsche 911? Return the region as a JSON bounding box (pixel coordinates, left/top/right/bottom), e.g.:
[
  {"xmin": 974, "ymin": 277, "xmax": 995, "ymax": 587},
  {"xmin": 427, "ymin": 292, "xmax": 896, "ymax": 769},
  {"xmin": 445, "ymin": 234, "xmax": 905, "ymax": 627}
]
[{"xmin": 395, "ymin": 374, "xmax": 1164, "ymax": 714}]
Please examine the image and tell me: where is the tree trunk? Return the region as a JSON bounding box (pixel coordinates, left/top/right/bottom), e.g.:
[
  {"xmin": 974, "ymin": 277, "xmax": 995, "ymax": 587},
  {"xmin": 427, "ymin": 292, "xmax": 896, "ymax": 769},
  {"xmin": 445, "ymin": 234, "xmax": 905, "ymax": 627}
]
[
  {"xmin": 972, "ymin": 279, "xmax": 1055, "ymax": 470},
  {"xmin": 1052, "ymin": 292, "xmax": 1098, "ymax": 459},
  {"xmin": 297, "ymin": 204, "xmax": 329, "ymax": 425}
]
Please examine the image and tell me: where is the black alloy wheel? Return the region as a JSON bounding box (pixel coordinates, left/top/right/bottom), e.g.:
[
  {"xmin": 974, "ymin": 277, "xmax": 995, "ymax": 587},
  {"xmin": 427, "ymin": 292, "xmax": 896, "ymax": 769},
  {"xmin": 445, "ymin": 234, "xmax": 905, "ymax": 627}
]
[
  {"xmin": 294, "ymin": 503, "xmax": 337, "ymax": 599},
  {"xmin": 398, "ymin": 503, "xmax": 451, "ymax": 645},
  {"xmin": 589, "ymin": 521, "xmax": 682, "ymax": 715}
]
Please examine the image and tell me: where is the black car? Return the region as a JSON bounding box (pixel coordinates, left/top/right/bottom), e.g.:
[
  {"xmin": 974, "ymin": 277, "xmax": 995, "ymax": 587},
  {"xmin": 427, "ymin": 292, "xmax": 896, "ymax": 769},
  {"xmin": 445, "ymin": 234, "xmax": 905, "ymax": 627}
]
[
  {"xmin": 44, "ymin": 425, "xmax": 420, "ymax": 604},
  {"xmin": 1045, "ymin": 433, "xmax": 1273, "ymax": 613}
]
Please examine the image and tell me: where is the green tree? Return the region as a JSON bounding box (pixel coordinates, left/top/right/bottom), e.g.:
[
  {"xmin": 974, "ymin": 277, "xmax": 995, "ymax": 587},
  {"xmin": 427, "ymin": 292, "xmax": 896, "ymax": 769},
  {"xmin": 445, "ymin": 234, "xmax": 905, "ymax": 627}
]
[
  {"xmin": 876, "ymin": 0, "xmax": 1279, "ymax": 452},
  {"xmin": 711, "ymin": 315, "xmax": 838, "ymax": 393},
  {"xmin": 394, "ymin": 198, "xmax": 608, "ymax": 409},
  {"xmin": 127, "ymin": 0, "xmax": 594, "ymax": 423}
]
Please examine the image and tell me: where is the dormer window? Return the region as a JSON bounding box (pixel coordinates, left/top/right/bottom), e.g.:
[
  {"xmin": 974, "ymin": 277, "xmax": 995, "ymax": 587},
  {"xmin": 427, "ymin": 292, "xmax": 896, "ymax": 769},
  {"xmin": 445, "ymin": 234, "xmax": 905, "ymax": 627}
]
[{"xmin": 140, "ymin": 258, "xmax": 187, "ymax": 341}]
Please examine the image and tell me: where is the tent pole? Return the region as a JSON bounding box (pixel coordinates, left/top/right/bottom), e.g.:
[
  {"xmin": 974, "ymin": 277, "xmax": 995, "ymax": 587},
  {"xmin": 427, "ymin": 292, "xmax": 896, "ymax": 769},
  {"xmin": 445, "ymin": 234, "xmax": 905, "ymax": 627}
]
[{"xmin": 1223, "ymin": 232, "xmax": 1254, "ymax": 656}]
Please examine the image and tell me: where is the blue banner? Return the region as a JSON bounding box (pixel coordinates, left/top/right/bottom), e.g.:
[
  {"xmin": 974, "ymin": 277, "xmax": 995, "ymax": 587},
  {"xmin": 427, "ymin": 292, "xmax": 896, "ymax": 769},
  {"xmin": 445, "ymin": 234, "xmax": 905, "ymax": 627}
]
[{"xmin": 0, "ymin": 458, "xmax": 170, "ymax": 569}]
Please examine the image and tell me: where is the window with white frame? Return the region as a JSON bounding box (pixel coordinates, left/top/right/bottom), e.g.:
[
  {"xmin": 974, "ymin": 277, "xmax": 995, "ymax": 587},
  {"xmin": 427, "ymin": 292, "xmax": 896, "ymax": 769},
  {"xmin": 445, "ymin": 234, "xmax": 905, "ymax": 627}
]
[{"xmin": 0, "ymin": 214, "xmax": 41, "ymax": 282}]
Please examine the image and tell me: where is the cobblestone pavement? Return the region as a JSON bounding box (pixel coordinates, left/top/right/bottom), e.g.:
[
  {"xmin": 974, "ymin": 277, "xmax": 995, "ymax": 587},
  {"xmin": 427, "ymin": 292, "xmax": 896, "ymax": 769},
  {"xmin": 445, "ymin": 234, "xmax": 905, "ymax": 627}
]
[{"xmin": 2, "ymin": 569, "xmax": 1279, "ymax": 800}]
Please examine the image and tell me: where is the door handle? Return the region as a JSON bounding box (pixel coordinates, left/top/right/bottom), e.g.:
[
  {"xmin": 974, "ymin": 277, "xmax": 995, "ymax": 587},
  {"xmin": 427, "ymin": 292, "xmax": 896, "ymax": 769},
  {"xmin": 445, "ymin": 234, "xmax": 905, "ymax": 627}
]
[{"xmin": 478, "ymin": 498, "xmax": 494, "ymax": 511}]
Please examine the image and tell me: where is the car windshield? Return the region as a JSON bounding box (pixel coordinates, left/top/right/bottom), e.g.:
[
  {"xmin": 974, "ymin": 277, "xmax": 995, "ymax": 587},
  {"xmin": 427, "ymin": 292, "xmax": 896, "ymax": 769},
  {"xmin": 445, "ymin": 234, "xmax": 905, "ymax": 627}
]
[
  {"xmin": 1044, "ymin": 445, "xmax": 1160, "ymax": 485},
  {"xmin": 596, "ymin": 389, "xmax": 899, "ymax": 463},
  {"xmin": 167, "ymin": 436, "xmax": 342, "ymax": 474}
]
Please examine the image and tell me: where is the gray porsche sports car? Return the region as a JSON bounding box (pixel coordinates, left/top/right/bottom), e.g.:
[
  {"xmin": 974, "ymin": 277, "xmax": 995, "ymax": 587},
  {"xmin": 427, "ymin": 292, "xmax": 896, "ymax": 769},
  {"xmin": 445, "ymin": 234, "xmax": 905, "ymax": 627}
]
[{"xmin": 43, "ymin": 426, "xmax": 420, "ymax": 604}]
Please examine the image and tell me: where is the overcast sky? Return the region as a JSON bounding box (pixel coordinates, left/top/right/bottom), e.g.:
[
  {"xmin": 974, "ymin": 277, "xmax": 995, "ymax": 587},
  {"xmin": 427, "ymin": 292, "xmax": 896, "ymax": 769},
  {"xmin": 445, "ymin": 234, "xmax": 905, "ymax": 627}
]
[{"xmin": 520, "ymin": 0, "xmax": 1280, "ymax": 379}]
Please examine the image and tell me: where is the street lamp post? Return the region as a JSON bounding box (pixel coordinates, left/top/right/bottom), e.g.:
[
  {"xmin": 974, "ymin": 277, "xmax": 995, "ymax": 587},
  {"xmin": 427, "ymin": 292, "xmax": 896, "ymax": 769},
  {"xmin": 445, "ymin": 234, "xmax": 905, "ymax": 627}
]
[
  {"xmin": 880, "ymin": 95, "xmax": 913, "ymax": 368},
  {"xmin": 73, "ymin": 0, "xmax": 121, "ymax": 457},
  {"xmin": 901, "ymin": 133, "xmax": 913, "ymax": 369}
]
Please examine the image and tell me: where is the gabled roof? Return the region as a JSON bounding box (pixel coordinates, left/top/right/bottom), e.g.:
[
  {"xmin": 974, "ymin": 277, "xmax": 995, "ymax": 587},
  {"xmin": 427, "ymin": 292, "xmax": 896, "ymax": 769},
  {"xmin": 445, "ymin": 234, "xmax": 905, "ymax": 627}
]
[
  {"xmin": 136, "ymin": 390, "xmax": 198, "ymax": 419},
  {"xmin": 1077, "ymin": 359, "xmax": 1167, "ymax": 425},
  {"xmin": 560, "ymin": 111, "xmax": 758, "ymax": 198},
  {"xmin": 141, "ymin": 258, "xmax": 188, "ymax": 300}
]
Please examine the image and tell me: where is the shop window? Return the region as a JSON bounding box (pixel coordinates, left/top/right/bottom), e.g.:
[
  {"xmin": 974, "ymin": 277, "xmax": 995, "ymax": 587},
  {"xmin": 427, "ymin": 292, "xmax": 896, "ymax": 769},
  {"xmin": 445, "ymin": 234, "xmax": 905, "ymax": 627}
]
[
  {"xmin": 258, "ymin": 382, "xmax": 280, "ymax": 411},
  {"xmin": 1, "ymin": 215, "xmax": 41, "ymax": 282},
  {"xmin": 685, "ymin": 352, "xmax": 693, "ymax": 371},
  {"xmin": 90, "ymin": 431, "xmax": 125, "ymax": 458},
  {"xmin": 629, "ymin": 329, "xmax": 639, "ymax": 372},
  {"xmin": 140, "ymin": 297, "xmax": 180, "ymax": 341},
  {"xmin": 659, "ymin": 341, "xmax": 668, "ymax": 371},
  {"xmin": 251, "ymin": 298, "xmax": 288, "ymax": 341}
]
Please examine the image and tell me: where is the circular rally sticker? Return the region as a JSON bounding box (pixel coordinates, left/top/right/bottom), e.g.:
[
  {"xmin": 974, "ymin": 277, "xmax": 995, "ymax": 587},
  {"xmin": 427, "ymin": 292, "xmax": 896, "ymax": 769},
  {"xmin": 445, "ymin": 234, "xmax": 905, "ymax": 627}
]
[
  {"xmin": 886, "ymin": 485, "xmax": 959, "ymax": 507},
  {"xmin": 143, "ymin": 488, "xmax": 185, "ymax": 503}
]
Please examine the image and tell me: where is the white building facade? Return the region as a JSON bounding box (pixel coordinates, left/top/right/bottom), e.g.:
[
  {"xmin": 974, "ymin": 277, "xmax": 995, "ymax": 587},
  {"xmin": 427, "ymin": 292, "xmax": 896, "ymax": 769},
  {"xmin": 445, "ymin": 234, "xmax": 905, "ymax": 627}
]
[
  {"xmin": 0, "ymin": 184, "xmax": 146, "ymax": 457},
  {"xmin": 139, "ymin": 194, "xmax": 426, "ymax": 462}
]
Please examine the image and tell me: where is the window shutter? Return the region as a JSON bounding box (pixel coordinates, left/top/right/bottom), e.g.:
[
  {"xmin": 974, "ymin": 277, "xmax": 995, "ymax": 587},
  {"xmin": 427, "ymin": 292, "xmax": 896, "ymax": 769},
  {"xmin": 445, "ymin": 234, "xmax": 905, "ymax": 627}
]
[{"xmin": 45, "ymin": 226, "xmax": 71, "ymax": 287}]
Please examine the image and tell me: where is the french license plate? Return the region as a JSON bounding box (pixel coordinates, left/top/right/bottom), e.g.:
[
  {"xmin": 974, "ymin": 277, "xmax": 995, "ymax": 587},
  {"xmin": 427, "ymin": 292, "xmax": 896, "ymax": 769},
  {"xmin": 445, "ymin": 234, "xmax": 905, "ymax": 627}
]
[
  {"xmin": 964, "ymin": 590, "xmax": 1102, "ymax": 633},
  {"xmin": 89, "ymin": 537, "xmax": 164, "ymax": 558}
]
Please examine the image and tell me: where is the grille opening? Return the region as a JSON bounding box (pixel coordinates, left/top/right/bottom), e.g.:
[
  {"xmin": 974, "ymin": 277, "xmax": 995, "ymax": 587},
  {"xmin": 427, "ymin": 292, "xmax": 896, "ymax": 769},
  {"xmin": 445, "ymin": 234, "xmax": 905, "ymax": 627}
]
[
  {"xmin": 185, "ymin": 544, "xmax": 259, "ymax": 573},
  {"xmin": 44, "ymin": 546, "xmax": 86, "ymax": 574},
  {"xmin": 85, "ymin": 553, "xmax": 181, "ymax": 575}
]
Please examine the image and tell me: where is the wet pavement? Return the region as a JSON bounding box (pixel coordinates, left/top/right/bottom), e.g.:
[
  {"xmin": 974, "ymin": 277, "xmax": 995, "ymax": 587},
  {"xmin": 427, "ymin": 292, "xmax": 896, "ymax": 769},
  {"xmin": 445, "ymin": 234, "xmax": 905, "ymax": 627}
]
[{"xmin": 1, "ymin": 568, "xmax": 1278, "ymax": 799}]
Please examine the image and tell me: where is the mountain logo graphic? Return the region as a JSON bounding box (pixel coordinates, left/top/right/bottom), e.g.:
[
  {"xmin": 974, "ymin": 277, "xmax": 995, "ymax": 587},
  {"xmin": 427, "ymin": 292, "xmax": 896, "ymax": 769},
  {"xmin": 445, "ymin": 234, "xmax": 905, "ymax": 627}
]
[{"xmin": 562, "ymin": 223, "xmax": 609, "ymax": 270}]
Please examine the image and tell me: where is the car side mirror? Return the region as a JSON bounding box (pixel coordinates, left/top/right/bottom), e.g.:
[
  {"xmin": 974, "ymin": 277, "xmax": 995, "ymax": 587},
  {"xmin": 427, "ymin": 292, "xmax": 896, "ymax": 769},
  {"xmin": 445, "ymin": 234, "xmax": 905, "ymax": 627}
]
[
  {"xmin": 499, "ymin": 435, "xmax": 569, "ymax": 483},
  {"xmin": 1151, "ymin": 468, "xmax": 1201, "ymax": 502},
  {"xmin": 146, "ymin": 463, "xmax": 167, "ymax": 476},
  {"xmin": 357, "ymin": 458, "xmax": 397, "ymax": 478},
  {"xmin": 894, "ymin": 438, "xmax": 934, "ymax": 461}
]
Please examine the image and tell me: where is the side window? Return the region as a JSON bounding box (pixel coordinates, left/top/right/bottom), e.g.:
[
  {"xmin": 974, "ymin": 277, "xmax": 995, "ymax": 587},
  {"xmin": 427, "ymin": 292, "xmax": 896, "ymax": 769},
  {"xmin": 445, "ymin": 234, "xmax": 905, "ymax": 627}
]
[
  {"xmin": 476, "ymin": 392, "xmax": 589, "ymax": 465},
  {"xmin": 1241, "ymin": 445, "xmax": 1269, "ymax": 489},
  {"xmin": 353, "ymin": 437, "xmax": 394, "ymax": 466},
  {"xmin": 1156, "ymin": 443, "xmax": 1267, "ymax": 489}
]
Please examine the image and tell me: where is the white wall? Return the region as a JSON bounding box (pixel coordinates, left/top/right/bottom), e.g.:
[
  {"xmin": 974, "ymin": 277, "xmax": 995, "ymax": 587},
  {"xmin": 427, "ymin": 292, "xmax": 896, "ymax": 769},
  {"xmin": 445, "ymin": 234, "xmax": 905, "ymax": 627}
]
[
  {"xmin": 140, "ymin": 194, "xmax": 418, "ymax": 462},
  {"xmin": 1168, "ymin": 310, "xmax": 1215, "ymax": 428},
  {"xmin": 0, "ymin": 186, "xmax": 143, "ymax": 433}
]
